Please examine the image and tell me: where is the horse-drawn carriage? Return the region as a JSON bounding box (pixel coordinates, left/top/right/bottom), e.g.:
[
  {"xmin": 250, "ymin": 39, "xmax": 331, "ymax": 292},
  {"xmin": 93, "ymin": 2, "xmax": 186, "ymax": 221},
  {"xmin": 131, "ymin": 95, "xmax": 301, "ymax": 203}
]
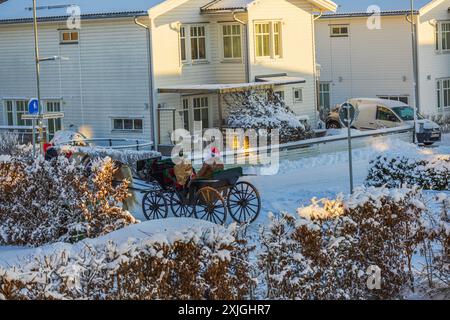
[
  {"xmin": 137, "ymin": 158, "xmax": 261, "ymax": 225},
  {"xmin": 46, "ymin": 131, "xmax": 261, "ymax": 226}
]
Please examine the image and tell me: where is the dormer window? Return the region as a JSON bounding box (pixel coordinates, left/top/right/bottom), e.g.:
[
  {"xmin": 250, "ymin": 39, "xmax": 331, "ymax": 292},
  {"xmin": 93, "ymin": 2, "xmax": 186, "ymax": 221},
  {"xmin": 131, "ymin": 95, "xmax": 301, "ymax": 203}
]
[
  {"xmin": 60, "ymin": 30, "xmax": 79, "ymax": 44},
  {"xmin": 330, "ymin": 25, "xmax": 349, "ymax": 37}
]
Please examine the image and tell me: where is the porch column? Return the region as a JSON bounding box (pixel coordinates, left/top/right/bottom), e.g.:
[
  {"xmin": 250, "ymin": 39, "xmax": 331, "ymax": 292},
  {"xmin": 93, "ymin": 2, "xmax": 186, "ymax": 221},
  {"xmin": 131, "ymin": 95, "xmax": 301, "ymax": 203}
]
[{"xmin": 218, "ymin": 92, "xmax": 224, "ymax": 128}]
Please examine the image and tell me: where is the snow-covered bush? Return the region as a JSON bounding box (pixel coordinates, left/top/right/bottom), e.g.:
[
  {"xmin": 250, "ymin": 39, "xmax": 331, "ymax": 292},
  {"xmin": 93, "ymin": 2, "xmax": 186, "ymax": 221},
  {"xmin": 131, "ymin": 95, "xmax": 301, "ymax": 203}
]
[
  {"xmin": 0, "ymin": 132, "xmax": 29, "ymax": 157},
  {"xmin": 426, "ymin": 114, "xmax": 450, "ymax": 133},
  {"xmin": 0, "ymin": 225, "xmax": 254, "ymax": 300},
  {"xmin": 366, "ymin": 155, "xmax": 449, "ymax": 190},
  {"xmin": 419, "ymin": 193, "xmax": 449, "ymax": 298},
  {"xmin": 0, "ymin": 156, "xmax": 136, "ymax": 246},
  {"xmin": 259, "ymin": 187, "xmax": 428, "ymax": 300},
  {"xmin": 225, "ymin": 90, "xmax": 314, "ymax": 143}
]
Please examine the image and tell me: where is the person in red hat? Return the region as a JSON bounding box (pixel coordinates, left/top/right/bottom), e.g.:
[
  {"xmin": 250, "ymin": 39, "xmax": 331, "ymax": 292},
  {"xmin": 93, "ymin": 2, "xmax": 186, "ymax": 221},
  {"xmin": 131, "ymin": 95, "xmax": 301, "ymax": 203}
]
[{"xmin": 194, "ymin": 146, "xmax": 224, "ymax": 180}]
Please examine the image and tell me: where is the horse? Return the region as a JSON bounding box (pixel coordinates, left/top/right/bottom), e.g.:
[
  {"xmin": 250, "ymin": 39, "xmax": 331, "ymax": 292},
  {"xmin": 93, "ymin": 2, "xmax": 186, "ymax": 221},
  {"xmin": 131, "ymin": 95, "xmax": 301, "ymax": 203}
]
[{"xmin": 57, "ymin": 150, "xmax": 139, "ymax": 212}]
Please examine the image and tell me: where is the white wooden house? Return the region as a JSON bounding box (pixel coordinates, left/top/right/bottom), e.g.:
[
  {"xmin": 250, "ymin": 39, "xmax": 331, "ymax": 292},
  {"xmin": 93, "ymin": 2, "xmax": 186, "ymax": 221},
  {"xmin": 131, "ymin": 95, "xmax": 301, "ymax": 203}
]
[
  {"xmin": 315, "ymin": 0, "xmax": 450, "ymax": 117},
  {"xmin": 0, "ymin": 0, "xmax": 337, "ymax": 148}
]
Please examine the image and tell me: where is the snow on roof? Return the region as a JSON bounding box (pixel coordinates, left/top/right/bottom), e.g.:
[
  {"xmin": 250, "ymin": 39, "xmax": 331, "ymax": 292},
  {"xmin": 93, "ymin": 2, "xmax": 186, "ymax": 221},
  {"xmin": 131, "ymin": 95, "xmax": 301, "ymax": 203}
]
[
  {"xmin": 158, "ymin": 77, "xmax": 306, "ymax": 94},
  {"xmin": 0, "ymin": 0, "xmax": 165, "ymax": 22},
  {"xmin": 322, "ymin": 10, "xmax": 420, "ymax": 18},
  {"xmin": 201, "ymin": 0, "xmax": 337, "ymax": 13},
  {"xmin": 349, "ymin": 98, "xmax": 410, "ymax": 108},
  {"xmin": 331, "ymin": 0, "xmax": 432, "ymax": 14},
  {"xmin": 201, "ymin": 0, "xmax": 252, "ymax": 12}
]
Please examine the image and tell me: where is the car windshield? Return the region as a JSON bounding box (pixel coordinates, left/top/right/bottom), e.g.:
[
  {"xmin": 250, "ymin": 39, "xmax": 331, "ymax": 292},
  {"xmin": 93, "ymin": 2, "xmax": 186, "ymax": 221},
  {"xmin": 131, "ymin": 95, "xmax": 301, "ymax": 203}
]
[{"xmin": 392, "ymin": 106, "xmax": 424, "ymax": 121}]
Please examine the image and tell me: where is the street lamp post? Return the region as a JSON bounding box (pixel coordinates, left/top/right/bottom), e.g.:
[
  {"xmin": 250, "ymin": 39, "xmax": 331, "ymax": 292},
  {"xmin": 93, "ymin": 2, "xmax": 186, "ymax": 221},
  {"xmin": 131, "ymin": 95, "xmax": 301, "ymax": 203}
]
[
  {"xmin": 32, "ymin": 0, "xmax": 45, "ymax": 155},
  {"xmin": 410, "ymin": 0, "xmax": 419, "ymax": 144}
]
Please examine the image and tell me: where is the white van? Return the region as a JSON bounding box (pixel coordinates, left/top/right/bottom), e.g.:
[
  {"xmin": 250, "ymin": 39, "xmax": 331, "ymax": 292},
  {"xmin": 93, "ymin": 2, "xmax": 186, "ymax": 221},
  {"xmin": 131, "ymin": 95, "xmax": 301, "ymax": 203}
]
[
  {"xmin": 327, "ymin": 98, "xmax": 442, "ymax": 145},
  {"xmin": 350, "ymin": 98, "xmax": 441, "ymax": 145}
]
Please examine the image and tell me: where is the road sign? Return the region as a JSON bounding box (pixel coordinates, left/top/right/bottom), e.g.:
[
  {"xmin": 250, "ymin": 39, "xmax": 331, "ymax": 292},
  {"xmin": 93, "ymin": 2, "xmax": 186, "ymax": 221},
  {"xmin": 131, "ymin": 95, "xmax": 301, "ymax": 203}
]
[
  {"xmin": 339, "ymin": 102, "xmax": 357, "ymax": 128},
  {"xmin": 339, "ymin": 102, "xmax": 356, "ymax": 194},
  {"xmin": 22, "ymin": 112, "xmax": 64, "ymax": 120},
  {"xmin": 28, "ymin": 98, "xmax": 39, "ymax": 115}
]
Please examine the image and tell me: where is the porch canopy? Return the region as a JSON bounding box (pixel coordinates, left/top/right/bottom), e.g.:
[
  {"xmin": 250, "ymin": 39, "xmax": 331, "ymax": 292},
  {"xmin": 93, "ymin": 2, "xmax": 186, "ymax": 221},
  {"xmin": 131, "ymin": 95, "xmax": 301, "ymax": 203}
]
[
  {"xmin": 157, "ymin": 75, "xmax": 306, "ymax": 131},
  {"xmin": 157, "ymin": 76, "xmax": 306, "ymax": 95}
]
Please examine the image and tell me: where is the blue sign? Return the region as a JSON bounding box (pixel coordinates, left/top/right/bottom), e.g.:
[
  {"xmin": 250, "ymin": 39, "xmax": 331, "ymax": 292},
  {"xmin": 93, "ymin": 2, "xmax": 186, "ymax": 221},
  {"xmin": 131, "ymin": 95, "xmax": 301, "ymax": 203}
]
[{"xmin": 28, "ymin": 99, "xmax": 39, "ymax": 115}]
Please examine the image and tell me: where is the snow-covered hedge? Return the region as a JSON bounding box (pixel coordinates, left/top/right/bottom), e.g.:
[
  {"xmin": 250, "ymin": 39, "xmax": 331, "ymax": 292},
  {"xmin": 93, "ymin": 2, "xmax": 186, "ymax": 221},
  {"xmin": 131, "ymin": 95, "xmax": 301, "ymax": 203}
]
[
  {"xmin": 0, "ymin": 132, "xmax": 29, "ymax": 157},
  {"xmin": 426, "ymin": 114, "xmax": 450, "ymax": 133},
  {"xmin": 0, "ymin": 224, "xmax": 254, "ymax": 300},
  {"xmin": 0, "ymin": 156, "xmax": 136, "ymax": 246},
  {"xmin": 418, "ymin": 193, "xmax": 450, "ymax": 298},
  {"xmin": 366, "ymin": 155, "xmax": 449, "ymax": 190},
  {"xmin": 225, "ymin": 90, "xmax": 314, "ymax": 143},
  {"xmin": 259, "ymin": 187, "xmax": 428, "ymax": 300}
]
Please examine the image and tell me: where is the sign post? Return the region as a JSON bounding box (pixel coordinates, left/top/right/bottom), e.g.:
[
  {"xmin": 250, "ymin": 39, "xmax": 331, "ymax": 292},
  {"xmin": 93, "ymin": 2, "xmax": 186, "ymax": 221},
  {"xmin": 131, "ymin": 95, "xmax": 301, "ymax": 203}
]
[
  {"xmin": 28, "ymin": 98, "xmax": 39, "ymax": 157},
  {"xmin": 339, "ymin": 102, "xmax": 357, "ymax": 194},
  {"xmin": 22, "ymin": 112, "xmax": 65, "ymax": 157}
]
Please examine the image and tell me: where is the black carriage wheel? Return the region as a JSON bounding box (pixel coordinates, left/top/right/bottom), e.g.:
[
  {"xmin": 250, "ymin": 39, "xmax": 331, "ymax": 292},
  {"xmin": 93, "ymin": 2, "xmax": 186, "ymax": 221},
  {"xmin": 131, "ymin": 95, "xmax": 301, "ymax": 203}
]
[
  {"xmin": 142, "ymin": 190, "xmax": 169, "ymax": 220},
  {"xmin": 227, "ymin": 181, "xmax": 261, "ymax": 224},
  {"xmin": 194, "ymin": 187, "xmax": 227, "ymax": 225},
  {"xmin": 170, "ymin": 191, "xmax": 194, "ymax": 218}
]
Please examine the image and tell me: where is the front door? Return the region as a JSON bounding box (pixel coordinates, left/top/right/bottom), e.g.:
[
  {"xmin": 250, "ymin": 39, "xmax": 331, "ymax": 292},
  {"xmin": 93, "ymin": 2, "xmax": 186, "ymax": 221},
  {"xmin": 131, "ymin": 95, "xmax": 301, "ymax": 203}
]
[{"xmin": 181, "ymin": 96, "xmax": 210, "ymax": 134}]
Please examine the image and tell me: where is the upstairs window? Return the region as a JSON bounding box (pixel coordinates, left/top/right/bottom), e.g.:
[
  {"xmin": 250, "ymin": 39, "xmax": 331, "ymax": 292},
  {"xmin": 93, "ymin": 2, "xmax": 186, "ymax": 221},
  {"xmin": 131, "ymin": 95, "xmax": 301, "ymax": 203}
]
[
  {"xmin": 222, "ymin": 24, "xmax": 242, "ymax": 59},
  {"xmin": 436, "ymin": 22, "xmax": 450, "ymax": 52},
  {"xmin": 179, "ymin": 25, "xmax": 208, "ymax": 63},
  {"xmin": 190, "ymin": 26, "xmax": 206, "ymax": 61},
  {"xmin": 60, "ymin": 30, "xmax": 79, "ymax": 44},
  {"xmin": 330, "ymin": 25, "xmax": 349, "ymax": 37},
  {"xmin": 255, "ymin": 21, "xmax": 282, "ymax": 58},
  {"xmin": 180, "ymin": 26, "xmax": 187, "ymax": 62}
]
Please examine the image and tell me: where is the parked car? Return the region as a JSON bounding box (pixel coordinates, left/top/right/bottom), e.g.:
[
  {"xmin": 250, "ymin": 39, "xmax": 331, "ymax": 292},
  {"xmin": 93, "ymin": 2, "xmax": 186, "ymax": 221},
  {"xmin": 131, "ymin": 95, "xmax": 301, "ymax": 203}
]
[{"xmin": 326, "ymin": 98, "xmax": 442, "ymax": 145}]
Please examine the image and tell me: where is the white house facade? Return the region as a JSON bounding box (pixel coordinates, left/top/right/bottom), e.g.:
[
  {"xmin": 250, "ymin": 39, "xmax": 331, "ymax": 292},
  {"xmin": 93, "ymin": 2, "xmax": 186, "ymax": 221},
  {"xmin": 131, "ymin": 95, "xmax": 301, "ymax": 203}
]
[
  {"xmin": 315, "ymin": 0, "xmax": 450, "ymax": 117},
  {"xmin": 0, "ymin": 0, "xmax": 337, "ymax": 148}
]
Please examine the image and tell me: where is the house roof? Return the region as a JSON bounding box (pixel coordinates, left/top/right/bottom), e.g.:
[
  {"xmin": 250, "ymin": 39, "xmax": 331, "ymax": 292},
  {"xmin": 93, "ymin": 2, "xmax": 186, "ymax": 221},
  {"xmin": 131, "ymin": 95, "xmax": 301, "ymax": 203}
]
[
  {"xmin": 201, "ymin": 0, "xmax": 337, "ymax": 13},
  {"xmin": 0, "ymin": 0, "xmax": 163, "ymax": 23},
  {"xmin": 331, "ymin": 0, "xmax": 432, "ymax": 13},
  {"xmin": 321, "ymin": 10, "xmax": 420, "ymax": 19}
]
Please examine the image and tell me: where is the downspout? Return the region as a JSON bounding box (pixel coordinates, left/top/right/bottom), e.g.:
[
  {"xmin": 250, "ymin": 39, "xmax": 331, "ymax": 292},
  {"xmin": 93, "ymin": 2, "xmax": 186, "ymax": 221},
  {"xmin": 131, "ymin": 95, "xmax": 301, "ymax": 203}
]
[
  {"xmin": 134, "ymin": 16, "xmax": 158, "ymax": 151},
  {"xmin": 312, "ymin": 11, "xmax": 323, "ymax": 127},
  {"xmin": 233, "ymin": 11, "xmax": 250, "ymax": 83},
  {"xmin": 406, "ymin": 9, "xmax": 419, "ymax": 143}
]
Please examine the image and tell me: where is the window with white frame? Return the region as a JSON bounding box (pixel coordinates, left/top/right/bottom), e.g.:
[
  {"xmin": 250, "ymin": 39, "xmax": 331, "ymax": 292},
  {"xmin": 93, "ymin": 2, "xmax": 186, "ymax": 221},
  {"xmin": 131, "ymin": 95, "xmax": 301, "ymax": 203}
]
[
  {"xmin": 319, "ymin": 83, "xmax": 331, "ymax": 111},
  {"xmin": 222, "ymin": 24, "xmax": 242, "ymax": 59},
  {"xmin": 46, "ymin": 101, "xmax": 62, "ymax": 137},
  {"xmin": 274, "ymin": 90, "xmax": 285, "ymax": 101},
  {"xmin": 180, "ymin": 26, "xmax": 187, "ymax": 62},
  {"xmin": 60, "ymin": 30, "xmax": 79, "ymax": 44},
  {"xmin": 179, "ymin": 25, "xmax": 208, "ymax": 63},
  {"xmin": 436, "ymin": 22, "xmax": 450, "ymax": 52},
  {"xmin": 293, "ymin": 88, "xmax": 303, "ymax": 103},
  {"xmin": 193, "ymin": 96, "xmax": 209, "ymax": 131},
  {"xmin": 112, "ymin": 118, "xmax": 143, "ymax": 132},
  {"xmin": 190, "ymin": 25, "xmax": 207, "ymax": 61},
  {"xmin": 437, "ymin": 78, "xmax": 450, "ymax": 109},
  {"xmin": 255, "ymin": 21, "xmax": 282, "ymax": 58},
  {"xmin": 330, "ymin": 25, "xmax": 349, "ymax": 37},
  {"xmin": 3, "ymin": 100, "xmax": 32, "ymax": 126},
  {"xmin": 182, "ymin": 98, "xmax": 189, "ymax": 130}
]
